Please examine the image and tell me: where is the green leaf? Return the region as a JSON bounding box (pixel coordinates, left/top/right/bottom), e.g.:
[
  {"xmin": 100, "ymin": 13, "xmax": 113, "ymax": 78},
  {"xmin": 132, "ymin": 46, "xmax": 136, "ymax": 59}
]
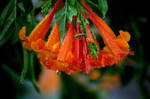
[
  {"xmin": 0, "ymin": 23, "xmax": 16, "ymax": 47},
  {"xmin": 41, "ymin": 0, "xmax": 52, "ymax": 16},
  {"xmin": 55, "ymin": 4, "xmax": 68, "ymax": 42},
  {"xmin": 2, "ymin": 64, "xmax": 20, "ymax": 84},
  {"xmin": 11, "ymin": 23, "xmax": 20, "ymax": 45},
  {"xmin": 23, "ymin": 0, "xmax": 33, "ymax": 14},
  {"xmin": 0, "ymin": 0, "xmax": 16, "ymax": 45},
  {"xmin": 55, "ymin": 1, "xmax": 77, "ymax": 42},
  {"xmin": 67, "ymin": 5, "xmax": 77, "ymax": 23},
  {"xmin": 98, "ymin": 0, "xmax": 108, "ymax": 18},
  {"xmin": 18, "ymin": 2, "xmax": 25, "ymax": 13},
  {"xmin": 85, "ymin": 0, "xmax": 99, "ymax": 8},
  {"xmin": 34, "ymin": 1, "xmax": 44, "ymax": 8},
  {"xmin": 69, "ymin": 0, "xmax": 76, "ymax": 6},
  {"xmin": 0, "ymin": 8, "xmax": 16, "ymax": 40},
  {"xmin": 0, "ymin": 0, "xmax": 14, "ymax": 27}
]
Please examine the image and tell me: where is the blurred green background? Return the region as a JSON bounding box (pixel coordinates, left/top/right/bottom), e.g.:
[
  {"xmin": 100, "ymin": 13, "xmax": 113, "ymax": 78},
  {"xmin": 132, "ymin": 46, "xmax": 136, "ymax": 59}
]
[{"xmin": 0, "ymin": 0, "xmax": 149, "ymax": 99}]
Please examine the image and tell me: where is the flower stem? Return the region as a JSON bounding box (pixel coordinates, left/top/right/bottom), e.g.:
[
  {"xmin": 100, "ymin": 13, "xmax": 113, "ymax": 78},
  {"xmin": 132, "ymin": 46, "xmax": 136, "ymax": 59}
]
[{"xmin": 75, "ymin": 33, "xmax": 86, "ymax": 38}]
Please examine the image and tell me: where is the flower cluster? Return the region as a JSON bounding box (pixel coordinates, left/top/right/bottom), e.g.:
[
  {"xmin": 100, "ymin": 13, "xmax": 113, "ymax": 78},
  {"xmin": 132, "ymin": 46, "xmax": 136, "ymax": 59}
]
[{"xmin": 19, "ymin": 0, "xmax": 133, "ymax": 74}]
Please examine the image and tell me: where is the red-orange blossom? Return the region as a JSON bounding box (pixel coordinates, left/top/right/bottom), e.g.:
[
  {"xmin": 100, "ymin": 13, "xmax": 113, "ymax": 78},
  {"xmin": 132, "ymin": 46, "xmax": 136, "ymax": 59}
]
[{"xmin": 19, "ymin": 0, "xmax": 133, "ymax": 74}]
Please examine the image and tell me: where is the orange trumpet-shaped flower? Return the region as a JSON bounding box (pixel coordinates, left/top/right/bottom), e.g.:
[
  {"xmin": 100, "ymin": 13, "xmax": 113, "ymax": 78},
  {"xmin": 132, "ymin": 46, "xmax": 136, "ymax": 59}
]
[
  {"xmin": 81, "ymin": 1, "xmax": 131, "ymax": 55},
  {"xmin": 19, "ymin": 0, "xmax": 134, "ymax": 74},
  {"xmin": 19, "ymin": 0, "xmax": 62, "ymax": 50},
  {"xmin": 73, "ymin": 22, "xmax": 82, "ymax": 66},
  {"xmin": 88, "ymin": 14, "xmax": 129, "ymax": 56},
  {"xmin": 80, "ymin": 1, "xmax": 116, "ymax": 39},
  {"xmin": 81, "ymin": 29, "xmax": 91, "ymax": 73},
  {"xmin": 87, "ymin": 15, "xmax": 131, "ymax": 67},
  {"xmin": 46, "ymin": 23, "xmax": 60, "ymax": 53},
  {"xmin": 82, "ymin": 12, "xmax": 94, "ymax": 44},
  {"xmin": 38, "ymin": 22, "xmax": 75, "ymax": 72},
  {"xmin": 31, "ymin": 23, "xmax": 60, "ymax": 53},
  {"xmin": 57, "ymin": 22, "xmax": 74, "ymax": 64},
  {"xmin": 31, "ymin": 23, "xmax": 60, "ymax": 61},
  {"xmin": 31, "ymin": 23, "xmax": 62, "ymax": 70},
  {"xmin": 86, "ymin": 23, "xmax": 94, "ymax": 44},
  {"xmin": 80, "ymin": 1, "xmax": 132, "ymax": 68}
]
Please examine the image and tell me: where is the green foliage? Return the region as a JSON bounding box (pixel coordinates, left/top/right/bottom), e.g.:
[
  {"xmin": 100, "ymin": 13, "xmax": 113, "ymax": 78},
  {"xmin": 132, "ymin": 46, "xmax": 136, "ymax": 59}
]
[
  {"xmin": 41, "ymin": 0, "xmax": 52, "ymax": 16},
  {"xmin": 55, "ymin": 0, "xmax": 77, "ymax": 42},
  {"xmin": 34, "ymin": 1, "xmax": 45, "ymax": 9},
  {"xmin": 88, "ymin": 42, "xmax": 99, "ymax": 58},
  {"xmin": 22, "ymin": 0, "xmax": 33, "ymax": 14},
  {"xmin": 0, "ymin": 0, "xmax": 14, "ymax": 27},
  {"xmin": 85, "ymin": 0, "xmax": 108, "ymax": 18},
  {"xmin": 67, "ymin": 5, "xmax": 77, "ymax": 23},
  {"xmin": 69, "ymin": 0, "xmax": 76, "ymax": 6},
  {"xmin": 18, "ymin": 2, "xmax": 25, "ymax": 13},
  {"xmin": 55, "ymin": 4, "xmax": 67, "ymax": 42},
  {"xmin": 98, "ymin": 0, "xmax": 108, "ymax": 18},
  {"xmin": 0, "ymin": 0, "xmax": 16, "ymax": 47}
]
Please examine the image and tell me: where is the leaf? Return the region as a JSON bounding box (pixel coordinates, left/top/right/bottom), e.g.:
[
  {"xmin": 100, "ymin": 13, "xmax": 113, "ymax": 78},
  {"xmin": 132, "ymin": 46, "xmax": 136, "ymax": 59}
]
[
  {"xmin": 98, "ymin": 0, "xmax": 108, "ymax": 18},
  {"xmin": 55, "ymin": 4, "xmax": 67, "ymax": 42},
  {"xmin": 34, "ymin": 1, "xmax": 44, "ymax": 9},
  {"xmin": 2, "ymin": 64, "xmax": 20, "ymax": 84},
  {"xmin": 23, "ymin": 0, "xmax": 33, "ymax": 14},
  {"xmin": 69, "ymin": 0, "xmax": 76, "ymax": 6},
  {"xmin": 55, "ymin": 1, "xmax": 77, "ymax": 42},
  {"xmin": 0, "ymin": 8, "xmax": 15, "ymax": 39},
  {"xmin": 18, "ymin": 2, "xmax": 25, "ymax": 13},
  {"xmin": 0, "ymin": 23, "xmax": 16, "ymax": 47},
  {"xmin": 41, "ymin": 0, "xmax": 52, "ymax": 16},
  {"xmin": 0, "ymin": 0, "xmax": 14, "ymax": 27},
  {"xmin": 11, "ymin": 23, "xmax": 20, "ymax": 45},
  {"xmin": 0, "ymin": 0, "xmax": 16, "ymax": 45},
  {"xmin": 67, "ymin": 5, "xmax": 77, "ymax": 23}
]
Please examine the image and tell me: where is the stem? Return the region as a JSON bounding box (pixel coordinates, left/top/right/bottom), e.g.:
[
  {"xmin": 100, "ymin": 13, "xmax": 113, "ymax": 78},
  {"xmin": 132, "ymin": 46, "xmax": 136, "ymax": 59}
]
[
  {"xmin": 20, "ymin": 48, "xmax": 29, "ymax": 84},
  {"xmin": 29, "ymin": 52, "xmax": 39, "ymax": 92},
  {"xmin": 85, "ymin": 0, "xmax": 99, "ymax": 8},
  {"xmin": 75, "ymin": 33, "xmax": 86, "ymax": 38}
]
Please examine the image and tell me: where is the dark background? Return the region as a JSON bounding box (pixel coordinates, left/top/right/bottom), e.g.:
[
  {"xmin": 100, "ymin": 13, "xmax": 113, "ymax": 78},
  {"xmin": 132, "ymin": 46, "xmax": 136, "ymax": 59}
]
[{"xmin": 0, "ymin": 0, "xmax": 149, "ymax": 99}]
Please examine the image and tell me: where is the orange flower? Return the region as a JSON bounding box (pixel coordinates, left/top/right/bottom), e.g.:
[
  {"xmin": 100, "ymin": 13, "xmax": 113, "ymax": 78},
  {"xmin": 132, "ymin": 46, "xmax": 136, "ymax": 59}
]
[
  {"xmin": 82, "ymin": 13, "xmax": 94, "ymax": 44},
  {"xmin": 89, "ymin": 14, "xmax": 127, "ymax": 56},
  {"xmin": 38, "ymin": 69, "xmax": 60, "ymax": 94},
  {"xmin": 31, "ymin": 23, "xmax": 68, "ymax": 72},
  {"xmin": 88, "ymin": 15, "xmax": 131, "ymax": 67},
  {"xmin": 80, "ymin": 1, "xmax": 133, "ymax": 68},
  {"xmin": 80, "ymin": 29, "xmax": 91, "ymax": 73},
  {"xmin": 73, "ymin": 22, "xmax": 82, "ymax": 67},
  {"xmin": 30, "ymin": 23, "xmax": 61, "ymax": 70},
  {"xmin": 38, "ymin": 22, "xmax": 75, "ymax": 73},
  {"xmin": 19, "ymin": 0, "xmax": 62, "ymax": 50},
  {"xmin": 31, "ymin": 23, "xmax": 60, "ymax": 53},
  {"xmin": 80, "ymin": 1, "xmax": 116, "ymax": 39},
  {"xmin": 86, "ymin": 23, "xmax": 94, "ymax": 44},
  {"xmin": 19, "ymin": 0, "xmax": 133, "ymax": 74},
  {"xmin": 57, "ymin": 22, "xmax": 74, "ymax": 64}
]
